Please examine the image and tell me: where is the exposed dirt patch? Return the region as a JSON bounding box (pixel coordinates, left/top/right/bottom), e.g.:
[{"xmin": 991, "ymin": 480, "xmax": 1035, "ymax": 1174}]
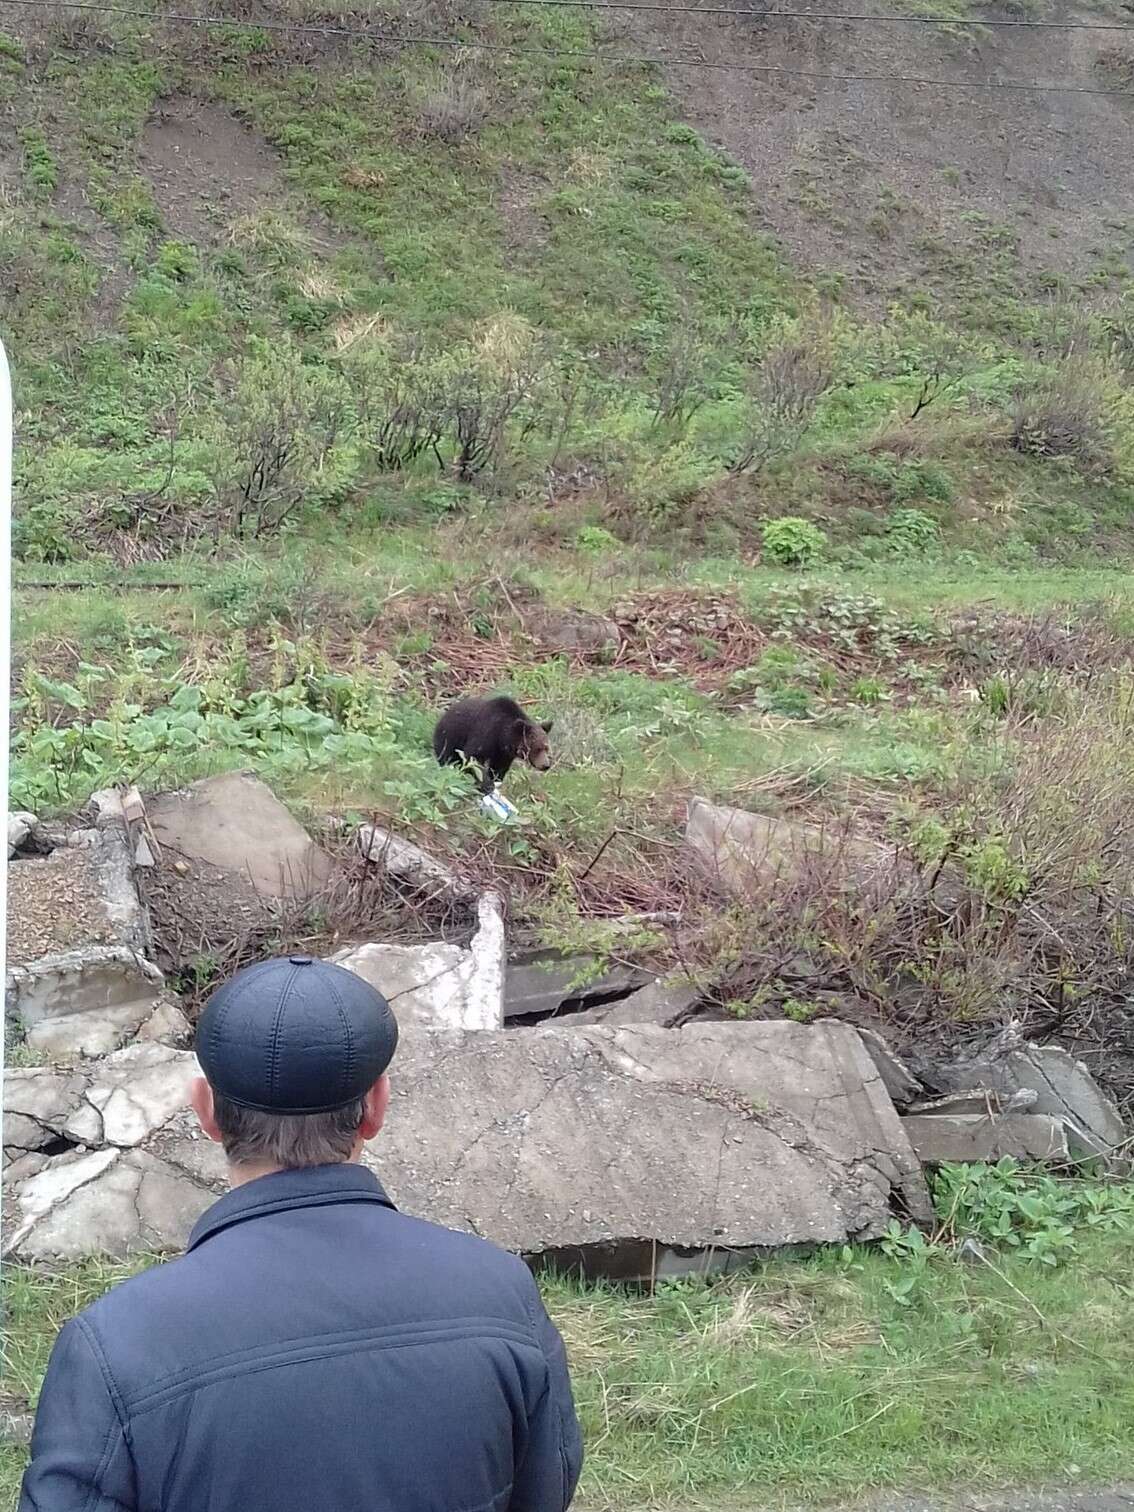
[
  {"xmin": 619, "ymin": 4, "xmax": 1134, "ymax": 310},
  {"xmin": 7, "ymin": 849, "xmax": 119, "ymax": 965},
  {"xmin": 138, "ymin": 97, "xmax": 291, "ymax": 246},
  {"xmin": 496, "ymin": 165, "xmax": 551, "ymax": 253}
]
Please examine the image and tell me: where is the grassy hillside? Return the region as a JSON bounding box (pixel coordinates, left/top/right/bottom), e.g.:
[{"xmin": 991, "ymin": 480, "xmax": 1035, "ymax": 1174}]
[{"xmin": 5, "ymin": 1, "xmax": 1134, "ymax": 1097}]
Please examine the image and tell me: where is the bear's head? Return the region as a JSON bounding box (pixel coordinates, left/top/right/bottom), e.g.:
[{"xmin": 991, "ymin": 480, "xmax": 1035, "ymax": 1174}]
[{"xmin": 519, "ymin": 718, "xmax": 554, "ymax": 771}]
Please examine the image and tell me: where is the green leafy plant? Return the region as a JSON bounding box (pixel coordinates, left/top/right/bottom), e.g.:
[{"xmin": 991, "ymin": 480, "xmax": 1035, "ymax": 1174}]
[{"xmin": 760, "ymin": 517, "xmax": 827, "ymax": 568}]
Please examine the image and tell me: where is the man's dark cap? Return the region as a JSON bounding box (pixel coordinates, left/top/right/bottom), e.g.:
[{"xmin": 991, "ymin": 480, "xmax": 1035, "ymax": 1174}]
[{"xmin": 195, "ymin": 956, "xmax": 398, "ymax": 1115}]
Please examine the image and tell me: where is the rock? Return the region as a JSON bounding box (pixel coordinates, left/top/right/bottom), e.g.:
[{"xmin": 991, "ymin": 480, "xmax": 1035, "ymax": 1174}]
[
  {"xmin": 72, "ymin": 1043, "xmax": 194, "ymax": 1147},
  {"xmin": 503, "ymin": 950, "xmax": 650, "ymax": 1019},
  {"xmin": 145, "ymin": 771, "xmax": 333, "ymax": 899},
  {"xmin": 89, "ymin": 819, "xmax": 152, "ymax": 957},
  {"xmin": 856, "ymin": 1027, "xmax": 921, "ymax": 1110},
  {"xmin": 8, "ymin": 810, "xmax": 40, "ymax": 857},
  {"xmin": 555, "ymin": 978, "xmax": 701, "ymax": 1029},
  {"xmin": 134, "ymin": 996, "xmax": 194, "ymax": 1049},
  {"xmin": 915, "ymin": 1035, "xmax": 1127, "ymax": 1166},
  {"xmin": 903, "ymin": 1113, "xmax": 1070, "ymax": 1164},
  {"xmin": 7, "ymin": 946, "xmax": 165, "ymax": 1058},
  {"xmin": 527, "ymin": 607, "xmax": 621, "ymax": 657},
  {"xmin": 2, "ymin": 1022, "xmax": 931, "ymax": 1269},
  {"xmin": 3, "ymin": 1066, "xmax": 87, "ymax": 1153},
  {"xmin": 356, "ymin": 824, "xmax": 474, "ymax": 902},
  {"xmin": 332, "ymin": 893, "xmax": 505, "ymax": 1031},
  {"xmin": 375, "ymin": 1020, "xmax": 932, "ymax": 1258},
  {"xmin": 685, "ymin": 796, "xmax": 896, "ymax": 898},
  {"xmin": 3, "ymin": 1045, "xmax": 191, "ymax": 1156},
  {"xmin": 3, "ymin": 1148, "xmax": 213, "ymax": 1262}
]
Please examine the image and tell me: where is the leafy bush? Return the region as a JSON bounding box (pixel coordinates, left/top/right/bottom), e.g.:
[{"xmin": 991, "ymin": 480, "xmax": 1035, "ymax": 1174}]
[
  {"xmin": 886, "ymin": 507, "xmax": 939, "ymax": 555},
  {"xmin": 760, "ymin": 516, "xmax": 827, "ymax": 567}
]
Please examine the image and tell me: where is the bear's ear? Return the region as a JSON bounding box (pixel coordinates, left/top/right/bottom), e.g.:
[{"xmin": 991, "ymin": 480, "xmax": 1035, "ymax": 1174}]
[{"xmin": 541, "ymin": 719, "xmax": 554, "ymax": 734}]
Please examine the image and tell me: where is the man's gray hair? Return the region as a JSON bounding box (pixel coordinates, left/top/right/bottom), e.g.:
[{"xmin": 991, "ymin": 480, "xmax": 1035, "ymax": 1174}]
[{"xmin": 212, "ymin": 1093, "xmax": 366, "ymax": 1169}]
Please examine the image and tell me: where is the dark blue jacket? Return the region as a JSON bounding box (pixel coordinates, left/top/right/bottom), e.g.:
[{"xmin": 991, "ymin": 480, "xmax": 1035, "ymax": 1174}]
[{"xmin": 20, "ymin": 1164, "xmax": 583, "ymax": 1512}]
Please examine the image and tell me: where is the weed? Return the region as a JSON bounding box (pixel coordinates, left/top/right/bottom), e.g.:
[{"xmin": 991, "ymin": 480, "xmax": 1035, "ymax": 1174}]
[{"xmin": 761, "ymin": 517, "xmax": 827, "ymax": 568}]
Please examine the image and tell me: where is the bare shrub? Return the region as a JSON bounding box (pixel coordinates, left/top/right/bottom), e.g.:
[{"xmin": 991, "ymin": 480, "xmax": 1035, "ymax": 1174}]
[
  {"xmin": 728, "ymin": 319, "xmax": 837, "ymax": 475},
  {"xmin": 1009, "ymin": 362, "xmax": 1115, "ymax": 476},
  {"xmin": 686, "ymin": 679, "xmax": 1134, "ymax": 1106},
  {"xmin": 414, "ymin": 71, "xmax": 487, "ymax": 144},
  {"xmin": 206, "ymin": 344, "xmax": 351, "ymax": 538},
  {"xmin": 650, "ymin": 325, "xmax": 714, "ymax": 428}
]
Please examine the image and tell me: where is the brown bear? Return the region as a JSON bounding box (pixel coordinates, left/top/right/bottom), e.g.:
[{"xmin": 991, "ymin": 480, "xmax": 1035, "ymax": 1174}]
[{"xmin": 432, "ymin": 694, "xmax": 553, "ymax": 795}]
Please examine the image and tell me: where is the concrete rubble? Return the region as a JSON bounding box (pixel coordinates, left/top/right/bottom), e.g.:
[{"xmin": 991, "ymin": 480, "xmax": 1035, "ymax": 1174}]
[
  {"xmin": 503, "ymin": 948, "xmax": 651, "ymax": 1019},
  {"xmin": 144, "ymin": 770, "xmax": 334, "ymax": 899},
  {"xmin": 332, "ymin": 892, "xmax": 506, "ymax": 1031},
  {"xmin": 553, "ymin": 977, "xmax": 702, "ymax": 1029},
  {"xmin": 355, "ymin": 823, "xmax": 476, "ymax": 902},
  {"xmin": 2, "ymin": 1021, "xmax": 932, "ymax": 1269},
  {"xmin": 685, "ymin": 795, "xmax": 899, "ymax": 898},
  {"xmin": 8, "ymin": 947, "xmax": 165, "ymax": 1058},
  {"xmin": 913, "ymin": 1032, "xmax": 1129, "ymax": 1167}
]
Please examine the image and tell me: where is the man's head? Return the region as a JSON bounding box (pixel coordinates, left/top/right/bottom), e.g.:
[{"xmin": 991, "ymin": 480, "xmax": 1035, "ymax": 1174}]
[{"xmin": 191, "ymin": 955, "xmax": 399, "ymax": 1183}]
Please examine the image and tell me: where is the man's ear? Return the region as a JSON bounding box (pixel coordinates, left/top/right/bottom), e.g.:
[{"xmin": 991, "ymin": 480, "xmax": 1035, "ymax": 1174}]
[
  {"xmin": 541, "ymin": 719, "xmax": 554, "ymax": 734},
  {"xmin": 359, "ymin": 1074, "xmax": 391, "ymax": 1142},
  {"xmin": 191, "ymin": 1077, "xmax": 223, "ymax": 1145}
]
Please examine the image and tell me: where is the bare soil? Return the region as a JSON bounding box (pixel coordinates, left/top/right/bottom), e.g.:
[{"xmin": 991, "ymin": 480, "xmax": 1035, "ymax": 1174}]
[
  {"xmin": 615, "ymin": 3, "xmax": 1134, "ymax": 308},
  {"xmin": 6, "ymin": 850, "xmax": 118, "ymax": 966}
]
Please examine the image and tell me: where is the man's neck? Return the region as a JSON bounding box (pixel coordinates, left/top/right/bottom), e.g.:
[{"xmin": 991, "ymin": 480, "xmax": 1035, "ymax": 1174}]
[{"xmin": 226, "ymin": 1146, "xmax": 365, "ymax": 1189}]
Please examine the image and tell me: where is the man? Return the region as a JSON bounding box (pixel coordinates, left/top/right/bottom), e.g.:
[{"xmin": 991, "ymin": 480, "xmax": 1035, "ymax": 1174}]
[{"xmin": 20, "ymin": 954, "xmax": 583, "ymax": 1512}]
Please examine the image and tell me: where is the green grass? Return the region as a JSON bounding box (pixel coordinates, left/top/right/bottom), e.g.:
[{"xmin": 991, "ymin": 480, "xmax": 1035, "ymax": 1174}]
[{"xmin": 4, "ymin": 1233, "xmax": 1134, "ymax": 1511}]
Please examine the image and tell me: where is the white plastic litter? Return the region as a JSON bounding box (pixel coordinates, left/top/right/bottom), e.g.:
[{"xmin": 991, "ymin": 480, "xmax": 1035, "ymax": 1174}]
[{"xmin": 480, "ymin": 789, "xmax": 518, "ymax": 824}]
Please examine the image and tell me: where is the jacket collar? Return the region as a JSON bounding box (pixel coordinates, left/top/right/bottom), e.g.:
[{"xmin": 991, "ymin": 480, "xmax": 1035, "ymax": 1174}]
[{"xmin": 187, "ymin": 1163, "xmax": 397, "ymax": 1253}]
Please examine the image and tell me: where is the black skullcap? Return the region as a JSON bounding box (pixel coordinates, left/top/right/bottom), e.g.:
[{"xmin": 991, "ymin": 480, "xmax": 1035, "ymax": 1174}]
[{"xmin": 195, "ymin": 956, "xmax": 398, "ymax": 1114}]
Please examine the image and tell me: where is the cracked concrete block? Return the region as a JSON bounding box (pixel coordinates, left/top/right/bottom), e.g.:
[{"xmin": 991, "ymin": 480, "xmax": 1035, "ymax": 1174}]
[
  {"xmin": 855, "ymin": 1026, "xmax": 921, "ymax": 1110},
  {"xmin": 6, "ymin": 1148, "xmax": 214, "ymax": 1262},
  {"xmin": 503, "ymin": 950, "xmax": 650, "ymax": 1019},
  {"xmin": 903, "ymin": 1112, "xmax": 1070, "ymax": 1164},
  {"xmin": 371, "ymin": 1020, "xmax": 931, "ymax": 1259},
  {"xmin": 685, "ymin": 796, "xmax": 897, "ymax": 898},
  {"xmin": 133, "ymin": 996, "xmax": 194, "ymax": 1049},
  {"xmin": 145, "ymin": 770, "xmax": 333, "ymax": 900},
  {"xmin": 554, "ymin": 978, "xmax": 700, "ymax": 1029},
  {"xmin": 2, "ymin": 1023, "xmax": 929, "ymax": 1268},
  {"xmin": 356, "ymin": 824, "xmax": 475, "ymax": 901},
  {"xmin": 71, "ymin": 1044, "xmax": 194, "ymax": 1147},
  {"xmin": 332, "ymin": 893, "xmax": 504, "ymax": 1032},
  {"xmin": 3, "ymin": 1067, "xmax": 87, "ymax": 1152},
  {"xmin": 8, "ymin": 947, "xmax": 164, "ymax": 1058}
]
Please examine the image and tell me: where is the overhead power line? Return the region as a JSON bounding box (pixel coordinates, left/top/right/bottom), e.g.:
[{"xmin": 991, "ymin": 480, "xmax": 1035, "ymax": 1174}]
[
  {"xmin": 3, "ymin": 0, "xmax": 1133, "ymax": 95},
  {"xmin": 482, "ymin": 0, "xmax": 1134, "ymax": 30}
]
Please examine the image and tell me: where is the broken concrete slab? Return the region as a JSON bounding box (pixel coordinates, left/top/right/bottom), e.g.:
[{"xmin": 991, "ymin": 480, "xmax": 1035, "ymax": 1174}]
[
  {"xmin": 373, "ymin": 1019, "xmax": 931, "ymax": 1256},
  {"xmin": 903, "ymin": 1113, "xmax": 1070, "ymax": 1164},
  {"xmin": 503, "ymin": 949, "xmax": 650, "ymax": 1019},
  {"xmin": 2, "ymin": 1021, "xmax": 931, "ymax": 1268},
  {"xmin": 133, "ymin": 995, "xmax": 194, "ymax": 1049},
  {"xmin": 3, "ymin": 1147, "xmax": 214, "ymax": 1262},
  {"xmin": 2, "ymin": 1045, "xmax": 192, "ymax": 1157},
  {"xmin": 909, "ymin": 1089, "xmax": 1039, "ymax": 1117},
  {"xmin": 856, "ymin": 1027, "xmax": 921, "ymax": 1111},
  {"xmin": 7, "ymin": 946, "xmax": 164, "ymax": 1058},
  {"xmin": 685, "ymin": 796, "xmax": 896, "ymax": 899},
  {"xmin": 356, "ymin": 824, "xmax": 475, "ymax": 902},
  {"xmin": 332, "ymin": 893, "xmax": 505, "ymax": 1031},
  {"xmin": 916, "ymin": 1034, "xmax": 1128, "ymax": 1166},
  {"xmin": 554, "ymin": 977, "xmax": 701, "ymax": 1029},
  {"xmin": 145, "ymin": 770, "xmax": 333, "ymax": 899}
]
